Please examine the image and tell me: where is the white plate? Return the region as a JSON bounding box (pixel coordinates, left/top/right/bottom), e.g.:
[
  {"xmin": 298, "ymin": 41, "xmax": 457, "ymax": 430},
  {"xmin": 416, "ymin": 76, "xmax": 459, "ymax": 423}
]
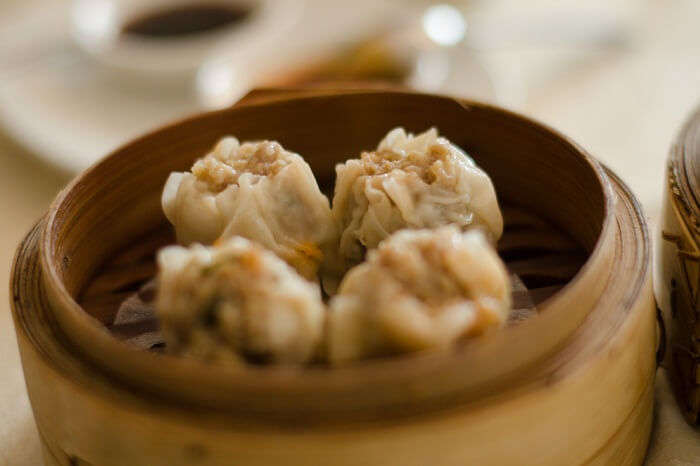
[
  {"xmin": 0, "ymin": 1, "xmax": 494, "ymax": 174},
  {"xmin": 0, "ymin": 3, "xmax": 205, "ymax": 173},
  {"xmin": 0, "ymin": 0, "xmax": 302, "ymax": 173}
]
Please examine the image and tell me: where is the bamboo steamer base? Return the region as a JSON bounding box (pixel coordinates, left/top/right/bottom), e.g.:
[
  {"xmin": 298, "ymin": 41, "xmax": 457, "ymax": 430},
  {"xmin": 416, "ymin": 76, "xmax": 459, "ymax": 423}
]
[
  {"xmin": 37, "ymin": 389, "xmax": 653, "ymax": 466},
  {"xmin": 12, "ymin": 169, "xmax": 656, "ymax": 466},
  {"xmin": 36, "ymin": 389, "xmax": 654, "ymax": 466}
]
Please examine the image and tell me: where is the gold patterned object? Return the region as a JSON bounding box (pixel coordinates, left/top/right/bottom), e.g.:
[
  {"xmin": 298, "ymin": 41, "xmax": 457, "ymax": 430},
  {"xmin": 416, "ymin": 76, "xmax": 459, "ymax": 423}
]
[
  {"xmin": 657, "ymin": 107, "xmax": 700, "ymax": 425},
  {"xmin": 11, "ymin": 90, "xmax": 657, "ymax": 465}
]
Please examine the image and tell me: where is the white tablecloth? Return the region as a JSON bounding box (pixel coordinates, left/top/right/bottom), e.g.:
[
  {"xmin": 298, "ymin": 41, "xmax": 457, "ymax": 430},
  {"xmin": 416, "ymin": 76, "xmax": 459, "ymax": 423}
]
[{"xmin": 1, "ymin": 1, "xmax": 699, "ymax": 464}]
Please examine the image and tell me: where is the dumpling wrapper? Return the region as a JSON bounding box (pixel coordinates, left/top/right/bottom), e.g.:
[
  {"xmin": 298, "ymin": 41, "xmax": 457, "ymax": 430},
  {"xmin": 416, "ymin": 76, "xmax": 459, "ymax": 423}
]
[
  {"xmin": 328, "ymin": 226, "xmax": 511, "ymax": 364},
  {"xmin": 156, "ymin": 237, "xmax": 325, "ymax": 364},
  {"xmin": 162, "ymin": 137, "xmax": 338, "ymax": 283},
  {"xmin": 331, "ymin": 127, "xmax": 503, "ymax": 273}
]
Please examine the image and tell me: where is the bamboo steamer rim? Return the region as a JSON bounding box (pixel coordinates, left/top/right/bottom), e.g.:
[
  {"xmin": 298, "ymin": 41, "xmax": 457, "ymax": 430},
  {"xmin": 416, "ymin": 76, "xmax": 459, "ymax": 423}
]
[
  {"xmin": 37, "ymin": 90, "xmax": 622, "ymax": 416},
  {"xmin": 669, "ymin": 104, "xmax": 700, "ymax": 233}
]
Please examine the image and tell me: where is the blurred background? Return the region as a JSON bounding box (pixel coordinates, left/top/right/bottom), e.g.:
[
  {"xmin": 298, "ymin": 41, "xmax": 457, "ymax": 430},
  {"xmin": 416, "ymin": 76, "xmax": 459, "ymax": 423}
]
[{"xmin": 1, "ymin": 0, "xmax": 700, "ymax": 464}]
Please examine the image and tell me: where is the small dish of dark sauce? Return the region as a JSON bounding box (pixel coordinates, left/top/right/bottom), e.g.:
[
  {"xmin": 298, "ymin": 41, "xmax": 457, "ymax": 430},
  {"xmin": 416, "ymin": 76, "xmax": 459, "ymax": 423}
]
[{"xmin": 122, "ymin": 3, "xmax": 253, "ymax": 39}]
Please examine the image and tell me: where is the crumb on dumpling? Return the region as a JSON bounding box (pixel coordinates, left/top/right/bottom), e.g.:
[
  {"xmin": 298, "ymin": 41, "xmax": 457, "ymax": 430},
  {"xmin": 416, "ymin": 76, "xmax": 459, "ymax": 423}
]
[
  {"xmin": 161, "ymin": 136, "xmax": 339, "ymax": 286},
  {"xmin": 328, "ymin": 226, "xmax": 511, "ymax": 364},
  {"xmin": 156, "ymin": 237, "xmax": 325, "ymax": 365},
  {"xmin": 332, "ymin": 127, "xmax": 503, "ymax": 273}
]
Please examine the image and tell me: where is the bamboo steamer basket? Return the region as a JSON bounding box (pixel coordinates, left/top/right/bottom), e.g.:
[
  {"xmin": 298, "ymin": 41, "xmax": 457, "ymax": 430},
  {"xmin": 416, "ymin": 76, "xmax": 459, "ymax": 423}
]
[
  {"xmin": 11, "ymin": 90, "xmax": 657, "ymax": 466},
  {"xmin": 657, "ymin": 105, "xmax": 700, "ymax": 425}
]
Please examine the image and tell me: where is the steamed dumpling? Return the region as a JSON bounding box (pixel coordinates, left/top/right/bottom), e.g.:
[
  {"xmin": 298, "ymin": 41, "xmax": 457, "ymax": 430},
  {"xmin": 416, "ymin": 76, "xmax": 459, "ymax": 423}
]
[
  {"xmin": 156, "ymin": 237, "xmax": 325, "ymax": 364},
  {"xmin": 332, "ymin": 127, "xmax": 503, "ymax": 272},
  {"xmin": 328, "ymin": 226, "xmax": 511, "ymax": 364},
  {"xmin": 162, "ymin": 137, "xmax": 338, "ymax": 282}
]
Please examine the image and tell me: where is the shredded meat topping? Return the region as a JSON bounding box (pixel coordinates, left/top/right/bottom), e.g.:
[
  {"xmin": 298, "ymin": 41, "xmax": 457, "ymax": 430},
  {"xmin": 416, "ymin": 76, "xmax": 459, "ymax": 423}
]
[{"xmin": 192, "ymin": 139, "xmax": 295, "ymax": 192}]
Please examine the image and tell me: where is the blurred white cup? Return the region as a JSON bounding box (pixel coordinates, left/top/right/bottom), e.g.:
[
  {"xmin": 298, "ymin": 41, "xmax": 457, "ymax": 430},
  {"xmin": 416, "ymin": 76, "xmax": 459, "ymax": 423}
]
[{"xmin": 69, "ymin": 0, "xmax": 301, "ymax": 86}]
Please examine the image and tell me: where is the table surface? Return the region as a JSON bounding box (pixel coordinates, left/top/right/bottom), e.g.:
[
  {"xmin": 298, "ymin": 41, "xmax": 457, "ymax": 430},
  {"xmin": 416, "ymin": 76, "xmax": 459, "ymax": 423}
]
[{"xmin": 1, "ymin": 0, "xmax": 699, "ymax": 464}]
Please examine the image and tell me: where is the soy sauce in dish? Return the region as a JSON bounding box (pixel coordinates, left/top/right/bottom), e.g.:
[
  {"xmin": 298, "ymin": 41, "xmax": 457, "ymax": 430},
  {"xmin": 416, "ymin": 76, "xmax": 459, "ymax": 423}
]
[{"xmin": 122, "ymin": 3, "xmax": 252, "ymax": 39}]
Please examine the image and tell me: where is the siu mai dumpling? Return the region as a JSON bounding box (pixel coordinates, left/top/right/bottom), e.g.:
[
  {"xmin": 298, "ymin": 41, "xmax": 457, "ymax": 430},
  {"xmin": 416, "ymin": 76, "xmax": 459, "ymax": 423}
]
[
  {"xmin": 156, "ymin": 237, "xmax": 325, "ymax": 364},
  {"xmin": 328, "ymin": 227, "xmax": 511, "ymax": 364},
  {"xmin": 162, "ymin": 137, "xmax": 337, "ymax": 282},
  {"xmin": 332, "ymin": 127, "xmax": 503, "ymax": 271}
]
